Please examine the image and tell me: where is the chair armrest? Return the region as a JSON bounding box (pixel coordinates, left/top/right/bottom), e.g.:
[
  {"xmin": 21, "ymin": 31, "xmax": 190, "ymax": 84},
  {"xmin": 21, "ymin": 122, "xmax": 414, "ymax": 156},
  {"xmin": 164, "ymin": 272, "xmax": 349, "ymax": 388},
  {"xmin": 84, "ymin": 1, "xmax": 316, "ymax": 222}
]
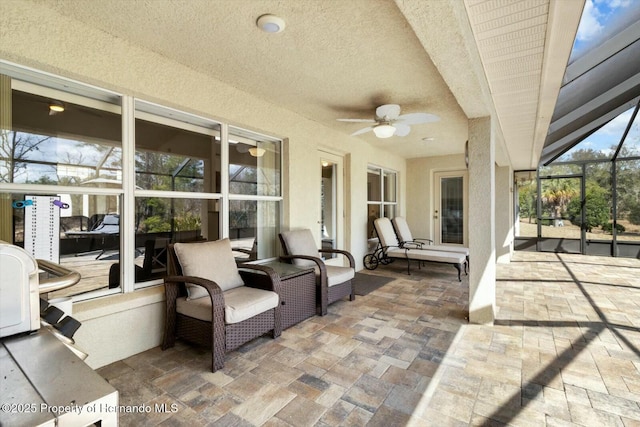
[
  {"xmin": 233, "ymin": 247, "xmax": 256, "ymax": 262},
  {"xmin": 164, "ymin": 275, "xmax": 225, "ymax": 313},
  {"xmin": 163, "ymin": 275, "xmax": 226, "ymax": 344},
  {"xmin": 238, "ymin": 264, "xmax": 283, "ymax": 295},
  {"xmin": 414, "ymin": 238, "xmax": 434, "ymax": 245},
  {"xmin": 318, "ymin": 248, "xmax": 355, "ymax": 269},
  {"xmin": 279, "ymin": 254, "xmax": 327, "ymax": 281},
  {"xmin": 401, "ymin": 241, "xmax": 423, "ymax": 249},
  {"xmin": 165, "ymin": 275, "xmax": 224, "ymax": 296}
]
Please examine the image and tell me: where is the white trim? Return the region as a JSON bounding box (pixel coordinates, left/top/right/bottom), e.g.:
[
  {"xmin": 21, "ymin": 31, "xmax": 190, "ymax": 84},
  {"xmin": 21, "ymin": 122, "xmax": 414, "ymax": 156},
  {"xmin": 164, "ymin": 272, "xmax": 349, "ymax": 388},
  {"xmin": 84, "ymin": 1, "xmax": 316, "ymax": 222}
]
[
  {"xmin": 0, "ymin": 183, "xmax": 124, "ymax": 196},
  {"xmin": 121, "ymin": 95, "xmax": 136, "ymax": 293},
  {"xmin": 0, "ymin": 59, "xmax": 121, "ymax": 102},
  {"xmin": 12, "ymin": 80, "xmax": 122, "ymax": 114},
  {"xmin": 135, "ymin": 109, "xmax": 220, "ymax": 137},
  {"xmin": 134, "ymin": 189, "xmax": 222, "ymax": 199},
  {"xmin": 221, "ymin": 123, "xmax": 230, "ymax": 238},
  {"xmin": 319, "ymin": 150, "xmax": 345, "ymax": 264}
]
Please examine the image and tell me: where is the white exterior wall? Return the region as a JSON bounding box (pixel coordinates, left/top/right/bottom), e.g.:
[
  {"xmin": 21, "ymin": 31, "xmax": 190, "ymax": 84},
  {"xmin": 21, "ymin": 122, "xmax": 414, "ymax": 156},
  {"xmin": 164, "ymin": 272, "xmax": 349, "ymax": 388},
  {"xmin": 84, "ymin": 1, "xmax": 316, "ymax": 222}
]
[{"xmin": 0, "ymin": 1, "xmax": 405, "ymax": 368}]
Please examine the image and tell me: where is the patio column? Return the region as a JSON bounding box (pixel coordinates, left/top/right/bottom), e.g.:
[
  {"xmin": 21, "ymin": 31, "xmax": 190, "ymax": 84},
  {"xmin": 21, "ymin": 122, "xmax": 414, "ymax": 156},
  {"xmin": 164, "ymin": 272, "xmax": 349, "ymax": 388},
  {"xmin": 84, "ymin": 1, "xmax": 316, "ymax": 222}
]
[
  {"xmin": 468, "ymin": 117, "xmax": 496, "ymax": 324},
  {"xmin": 495, "ymin": 165, "xmax": 513, "ymax": 263}
]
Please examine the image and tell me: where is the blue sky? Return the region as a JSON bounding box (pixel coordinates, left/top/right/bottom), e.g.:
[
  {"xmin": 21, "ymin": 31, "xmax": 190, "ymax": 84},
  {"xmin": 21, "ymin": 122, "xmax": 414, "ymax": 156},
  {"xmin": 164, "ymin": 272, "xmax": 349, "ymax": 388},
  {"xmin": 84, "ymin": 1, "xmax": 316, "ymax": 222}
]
[
  {"xmin": 572, "ymin": 0, "xmax": 634, "ymax": 56},
  {"xmin": 561, "ymin": 0, "xmax": 640, "ymax": 160}
]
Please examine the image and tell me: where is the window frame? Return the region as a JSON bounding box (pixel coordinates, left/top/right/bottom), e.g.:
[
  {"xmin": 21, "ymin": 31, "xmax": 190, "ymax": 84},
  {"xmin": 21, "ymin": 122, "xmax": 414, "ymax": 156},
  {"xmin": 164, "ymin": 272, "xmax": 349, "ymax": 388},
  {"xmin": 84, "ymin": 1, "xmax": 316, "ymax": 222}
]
[
  {"xmin": 0, "ymin": 61, "xmax": 284, "ymax": 301},
  {"xmin": 367, "ymin": 165, "xmax": 398, "ymax": 237}
]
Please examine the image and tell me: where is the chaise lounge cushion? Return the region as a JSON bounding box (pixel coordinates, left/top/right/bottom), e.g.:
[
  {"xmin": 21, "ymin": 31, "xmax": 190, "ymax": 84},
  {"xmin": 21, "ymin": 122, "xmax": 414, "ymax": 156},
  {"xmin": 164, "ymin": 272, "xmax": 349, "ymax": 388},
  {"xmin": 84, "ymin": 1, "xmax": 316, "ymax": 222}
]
[
  {"xmin": 176, "ymin": 286, "xmax": 279, "ymax": 324},
  {"xmin": 174, "ymin": 239, "xmax": 244, "ymax": 299}
]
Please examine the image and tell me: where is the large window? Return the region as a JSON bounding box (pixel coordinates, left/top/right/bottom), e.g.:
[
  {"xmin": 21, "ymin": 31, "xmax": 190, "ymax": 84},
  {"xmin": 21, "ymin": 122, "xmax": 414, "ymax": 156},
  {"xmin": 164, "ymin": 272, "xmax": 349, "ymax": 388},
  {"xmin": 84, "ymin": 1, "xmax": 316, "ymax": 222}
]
[
  {"xmin": 0, "ymin": 63, "xmax": 283, "ymax": 299},
  {"xmin": 367, "ymin": 166, "xmax": 397, "ymax": 238}
]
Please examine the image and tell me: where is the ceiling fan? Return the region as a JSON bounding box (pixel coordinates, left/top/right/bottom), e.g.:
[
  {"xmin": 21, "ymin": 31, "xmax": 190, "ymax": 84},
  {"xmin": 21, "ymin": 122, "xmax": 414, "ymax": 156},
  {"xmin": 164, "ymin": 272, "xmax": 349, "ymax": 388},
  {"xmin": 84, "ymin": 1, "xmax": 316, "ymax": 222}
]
[{"xmin": 337, "ymin": 104, "xmax": 439, "ymax": 138}]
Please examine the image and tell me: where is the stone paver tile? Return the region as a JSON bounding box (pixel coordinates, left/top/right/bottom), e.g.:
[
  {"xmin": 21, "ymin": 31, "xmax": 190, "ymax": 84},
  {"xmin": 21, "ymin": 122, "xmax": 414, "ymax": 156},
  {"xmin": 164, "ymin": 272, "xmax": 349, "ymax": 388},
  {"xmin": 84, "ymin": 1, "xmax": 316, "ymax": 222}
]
[
  {"xmin": 230, "ymin": 383, "xmax": 296, "ymax": 425},
  {"xmin": 568, "ymin": 401, "xmax": 625, "ymax": 426},
  {"xmin": 342, "ymin": 374, "xmax": 394, "ymax": 413},
  {"xmin": 275, "ymin": 395, "xmax": 326, "ymax": 426}
]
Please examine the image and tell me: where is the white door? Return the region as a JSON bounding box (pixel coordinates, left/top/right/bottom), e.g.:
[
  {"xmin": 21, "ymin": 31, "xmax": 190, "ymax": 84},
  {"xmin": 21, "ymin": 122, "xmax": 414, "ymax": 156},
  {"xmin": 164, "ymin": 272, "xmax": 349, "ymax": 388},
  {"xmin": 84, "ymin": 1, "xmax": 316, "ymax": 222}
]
[
  {"xmin": 434, "ymin": 171, "xmax": 468, "ymax": 246},
  {"xmin": 319, "ymin": 151, "xmax": 344, "ymax": 266}
]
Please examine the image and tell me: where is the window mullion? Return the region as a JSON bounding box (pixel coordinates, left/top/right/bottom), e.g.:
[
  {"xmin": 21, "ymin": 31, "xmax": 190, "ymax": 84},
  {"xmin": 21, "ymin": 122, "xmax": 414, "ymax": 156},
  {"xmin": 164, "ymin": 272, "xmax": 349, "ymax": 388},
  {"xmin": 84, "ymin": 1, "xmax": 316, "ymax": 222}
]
[
  {"xmin": 121, "ymin": 95, "xmax": 136, "ymax": 293},
  {"xmin": 221, "ymin": 122, "xmax": 230, "ymax": 239}
]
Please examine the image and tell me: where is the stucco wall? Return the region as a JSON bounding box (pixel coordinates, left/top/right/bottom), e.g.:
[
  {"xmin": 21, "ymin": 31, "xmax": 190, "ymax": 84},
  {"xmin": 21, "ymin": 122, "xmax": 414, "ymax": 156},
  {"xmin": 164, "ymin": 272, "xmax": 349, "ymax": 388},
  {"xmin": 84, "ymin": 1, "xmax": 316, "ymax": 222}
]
[{"xmin": 0, "ymin": 0, "xmax": 406, "ymax": 367}]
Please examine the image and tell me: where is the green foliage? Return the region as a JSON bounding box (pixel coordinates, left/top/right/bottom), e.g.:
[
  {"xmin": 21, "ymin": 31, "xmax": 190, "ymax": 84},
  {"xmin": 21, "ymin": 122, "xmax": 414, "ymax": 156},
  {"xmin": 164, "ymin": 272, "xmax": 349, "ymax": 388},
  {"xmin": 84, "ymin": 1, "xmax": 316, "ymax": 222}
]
[
  {"xmin": 517, "ymin": 181, "xmax": 536, "ymax": 223},
  {"xmin": 602, "ymin": 222, "xmax": 626, "ymax": 233},
  {"xmin": 141, "ymin": 216, "xmax": 171, "ymax": 233},
  {"xmin": 174, "ymin": 213, "xmax": 201, "ymax": 231},
  {"xmin": 629, "ymin": 200, "xmax": 640, "ymax": 226},
  {"xmin": 567, "ymin": 182, "xmax": 610, "ymax": 232},
  {"xmin": 541, "ymin": 178, "xmax": 579, "ymax": 218},
  {"xmin": 616, "ymin": 159, "xmax": 640, "ymax": 224}
]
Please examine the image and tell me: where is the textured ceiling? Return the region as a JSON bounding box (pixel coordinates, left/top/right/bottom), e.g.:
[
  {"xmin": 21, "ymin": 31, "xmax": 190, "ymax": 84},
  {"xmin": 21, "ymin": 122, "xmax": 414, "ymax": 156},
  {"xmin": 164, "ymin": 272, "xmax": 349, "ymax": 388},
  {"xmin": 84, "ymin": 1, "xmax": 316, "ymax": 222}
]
[{"xmin": 34, "ymin": 0, "xmax": 583, "ymax": 167}]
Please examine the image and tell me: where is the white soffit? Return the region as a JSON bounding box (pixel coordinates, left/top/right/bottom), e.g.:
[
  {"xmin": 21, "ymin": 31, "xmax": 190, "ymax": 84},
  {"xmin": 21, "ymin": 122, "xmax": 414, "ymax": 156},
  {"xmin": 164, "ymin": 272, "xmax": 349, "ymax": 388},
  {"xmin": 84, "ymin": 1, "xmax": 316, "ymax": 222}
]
[{"xmin": 463, "ymin": 0, "xmax": 582, "ymax": 170}]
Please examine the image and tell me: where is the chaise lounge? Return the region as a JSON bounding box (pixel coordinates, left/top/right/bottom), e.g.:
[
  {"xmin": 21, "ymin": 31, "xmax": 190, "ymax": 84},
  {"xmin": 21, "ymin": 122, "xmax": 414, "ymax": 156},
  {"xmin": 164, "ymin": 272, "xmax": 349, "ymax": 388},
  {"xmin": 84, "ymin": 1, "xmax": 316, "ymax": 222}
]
[
  {"xmin": 371, "ymin": 217, "xmax": 467, "ymax": 281},
  {"xmin": 391, "ymin": 216, "xmax": 470, "ymax": 267}
]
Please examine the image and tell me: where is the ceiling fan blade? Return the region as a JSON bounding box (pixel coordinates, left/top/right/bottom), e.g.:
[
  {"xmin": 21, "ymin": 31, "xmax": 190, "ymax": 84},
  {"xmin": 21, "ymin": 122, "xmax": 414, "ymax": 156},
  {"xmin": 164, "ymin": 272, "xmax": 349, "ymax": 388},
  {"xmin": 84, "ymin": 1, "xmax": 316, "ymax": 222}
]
[
  {"xmin": 395, "ymin": 113, "xmax": 440, "ymax": 125},
  {"xmin": 376, "ymin": 104, "xmax": 401, "ymax": 120},
  {"xmin": 351, "ymin": 126, "xmax": 374, "ymax": 136},
  {"xmin": 337, "ymin": 118, "xmax": 376, "ymax": 123},
  {"xmin": 393, "ymin": 123, "xmax": 411, "ymax": 137}
]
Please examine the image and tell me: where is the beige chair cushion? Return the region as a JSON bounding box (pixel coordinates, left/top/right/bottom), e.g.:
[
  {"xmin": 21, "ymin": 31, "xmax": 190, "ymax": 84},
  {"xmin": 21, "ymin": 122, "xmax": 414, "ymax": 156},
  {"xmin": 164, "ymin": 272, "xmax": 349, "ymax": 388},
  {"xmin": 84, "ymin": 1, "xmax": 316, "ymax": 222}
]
[
  {"xmin": 280, "ymin": 229, "xmax": 320, "ymax": 268},
  {"xmin": 323, "ymin": 265, "xmax": 355, "ymax": 287},
  {"xmin": 174, "ymin": 239, "xmax": 244, "ymax": 299},
  {"xmin": 176, "ymin": 286, "xmax": 279, "ymax": 324}
]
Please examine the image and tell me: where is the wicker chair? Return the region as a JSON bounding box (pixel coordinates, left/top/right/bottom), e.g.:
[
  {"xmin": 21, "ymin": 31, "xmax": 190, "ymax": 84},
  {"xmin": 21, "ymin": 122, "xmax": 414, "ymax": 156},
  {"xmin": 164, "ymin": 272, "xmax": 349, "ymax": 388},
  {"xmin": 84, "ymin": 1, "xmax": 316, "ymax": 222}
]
[
  {"xmin": 279, "ymin": 229, "xmax": 355, "ymax": 316},
  {"xmin": 162, "ymin": 238, "xmax": 283, "ymax": 372}
]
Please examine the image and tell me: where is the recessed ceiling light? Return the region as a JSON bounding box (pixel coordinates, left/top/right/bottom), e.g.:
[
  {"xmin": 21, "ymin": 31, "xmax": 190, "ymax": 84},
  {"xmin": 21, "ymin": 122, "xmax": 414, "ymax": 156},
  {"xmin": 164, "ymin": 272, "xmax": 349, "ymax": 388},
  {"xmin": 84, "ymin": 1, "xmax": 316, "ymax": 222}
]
[
  {"xmin": 257, "ymin": 14, "xmax": 285, "ymax": 33},
  {"xmin": 422, "ymin": 137, "xmax": 435, "ymax": 142}
]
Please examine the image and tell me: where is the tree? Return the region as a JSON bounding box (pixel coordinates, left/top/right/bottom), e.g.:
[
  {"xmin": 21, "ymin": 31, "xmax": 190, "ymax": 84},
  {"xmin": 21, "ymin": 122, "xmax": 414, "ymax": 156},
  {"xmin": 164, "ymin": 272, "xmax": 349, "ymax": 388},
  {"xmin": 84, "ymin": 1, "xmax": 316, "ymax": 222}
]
[
  {"xmin": 517, "ymin": 180, "xmax": 536, "ymax": 223},
  {"xmin": 0, "ymin": 131, "xmax": 52, "ymax": 183},
  {"xmin": 567, "ymin": 182, "xmax": 610, "ymax": 232},
  {"xmin": 541, "ymin": 178, "xmax": 579, "ymax": 222},
  {"xmin": 616, "ymin": 153, "xmax": 640, "ymax": 225}
]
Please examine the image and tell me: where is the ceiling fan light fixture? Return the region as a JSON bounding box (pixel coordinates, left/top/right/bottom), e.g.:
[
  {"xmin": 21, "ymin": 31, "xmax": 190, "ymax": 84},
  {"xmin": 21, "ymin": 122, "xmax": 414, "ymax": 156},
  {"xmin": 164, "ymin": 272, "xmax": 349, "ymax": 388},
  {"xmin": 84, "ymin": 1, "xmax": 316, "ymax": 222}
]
[
  {"xmin": 49, "ymin": 101, "xmax": 65, "ymax": 113},
  {"xmin": 373, "ymin": 124, "xmax": 396, "ymax": 138},
  {"xmin": 257, "ymin": 14, "xmax": 285, "ymax": 33},
  {"xmin": 249, "ymin": 147, "xmax": 266, "ymax": 157}
]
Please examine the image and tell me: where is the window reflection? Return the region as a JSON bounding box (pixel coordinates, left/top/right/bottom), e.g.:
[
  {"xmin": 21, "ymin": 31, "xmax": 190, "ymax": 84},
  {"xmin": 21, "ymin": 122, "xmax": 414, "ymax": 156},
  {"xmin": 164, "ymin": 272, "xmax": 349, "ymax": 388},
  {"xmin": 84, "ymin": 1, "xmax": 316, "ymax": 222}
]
[
  {"xmin": 5, "ymin": 192, "xmax": 121, "ymax": 297},
  {"xmin": 134, "ymin": 117, "xmax": 217, "ymax": 193},
  {"xmin": 229, "ymin": 130, "xmax": 281, "ymax": 196},
  {"xmin": 367, "ymin": 168, "xmax": 381, "ymax": 201},
  {"xmin": 133, "ymin": 197, "xmax": 215, "ymax": 284},
  {"xmin": 2, "ymin": 90, "xmax": 122, "ymax": 186},
  {"xmin": 229, "ymin": 200, "xmax": 279, "ymax": 260}
]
